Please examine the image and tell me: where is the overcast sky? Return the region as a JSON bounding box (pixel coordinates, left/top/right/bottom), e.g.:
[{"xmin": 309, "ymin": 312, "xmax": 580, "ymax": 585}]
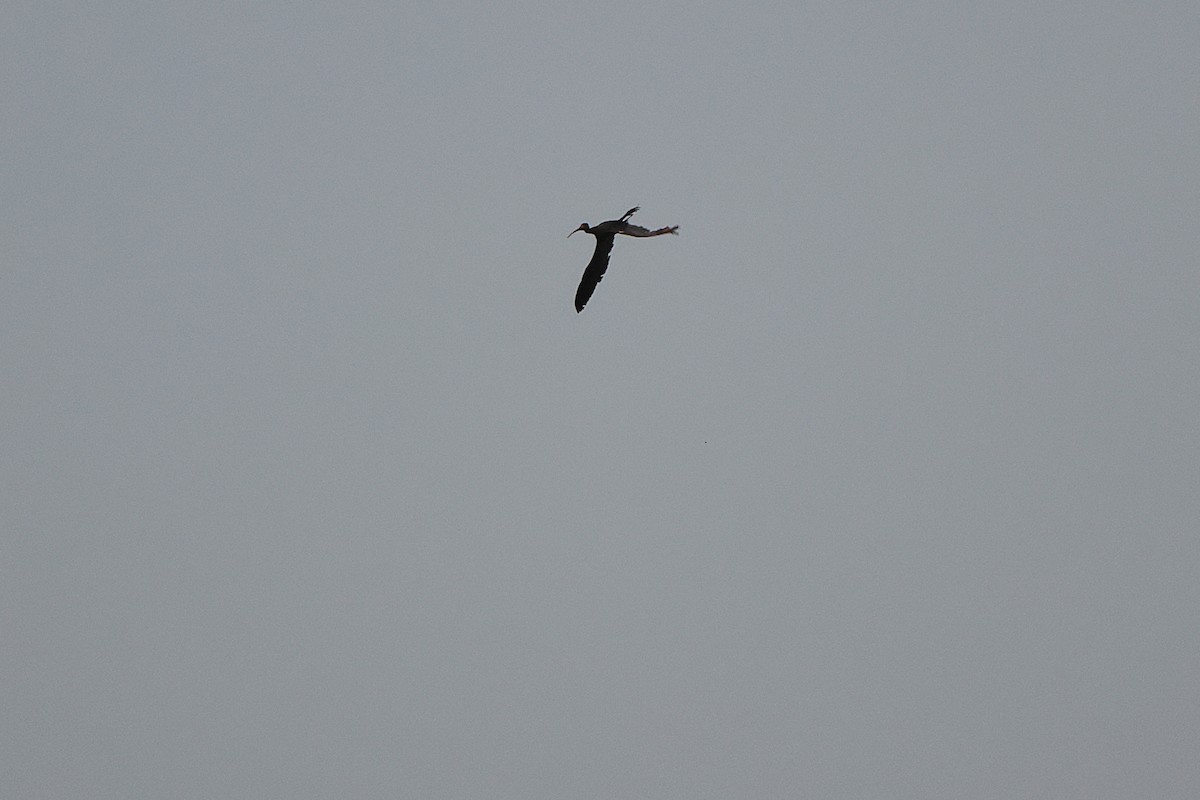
[{"xmin": 4, "ymin": 3, "xmax": 1199, "ymax": 798}]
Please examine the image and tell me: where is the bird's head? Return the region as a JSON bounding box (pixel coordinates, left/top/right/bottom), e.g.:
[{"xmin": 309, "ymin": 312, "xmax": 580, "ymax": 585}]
[{"xmin": 568, "ymin": 223, "xmax": 589, "ymax": 237}]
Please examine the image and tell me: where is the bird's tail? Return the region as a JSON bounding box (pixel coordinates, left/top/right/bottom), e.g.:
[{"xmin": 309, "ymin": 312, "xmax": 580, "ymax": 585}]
[{"xmin": 620, "ymin": 224, "xmax": 679, "ymax": 237}]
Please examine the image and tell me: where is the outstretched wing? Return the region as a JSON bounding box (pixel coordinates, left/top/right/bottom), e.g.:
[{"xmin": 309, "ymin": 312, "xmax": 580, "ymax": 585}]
[
  {"xmin": 618, "ymin": 223, "xmax": 679, "ymax": 238},
  {"xmin": 574, "ymin": 233, "xmax": 615, "ymax": 312}
]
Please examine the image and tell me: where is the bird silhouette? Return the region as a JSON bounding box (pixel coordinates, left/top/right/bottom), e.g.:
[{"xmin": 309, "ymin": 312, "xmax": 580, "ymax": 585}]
[{"xmin": 568, "ymin": 206, "xmax": 678, "ymax": 312}]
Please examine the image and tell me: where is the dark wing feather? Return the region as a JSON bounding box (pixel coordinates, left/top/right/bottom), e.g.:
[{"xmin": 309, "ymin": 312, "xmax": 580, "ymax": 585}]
[{"xmin": 574, "ymin": 233, "xmax": 615, "ymax": 312}]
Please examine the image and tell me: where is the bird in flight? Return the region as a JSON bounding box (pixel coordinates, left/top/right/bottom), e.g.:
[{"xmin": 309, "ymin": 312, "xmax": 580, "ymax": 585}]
[{"xmin": 568, "ymin": 206, "xmax": 678, "ymax": 312}]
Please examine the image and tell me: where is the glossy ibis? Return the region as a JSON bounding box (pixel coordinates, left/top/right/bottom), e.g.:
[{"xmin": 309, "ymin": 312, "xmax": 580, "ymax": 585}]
[{"xmin": 569, "ymin": 206, "xmax": 678, "ymax": 312}]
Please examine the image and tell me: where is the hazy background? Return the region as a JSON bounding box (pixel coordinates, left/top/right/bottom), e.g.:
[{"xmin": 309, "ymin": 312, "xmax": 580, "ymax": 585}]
[{"xmin": 4, "ymin": 3, "xmax": 1198, "ymax": 797}]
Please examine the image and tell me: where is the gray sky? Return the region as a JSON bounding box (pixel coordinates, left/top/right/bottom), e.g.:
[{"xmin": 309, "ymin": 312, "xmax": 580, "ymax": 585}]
[{"xmin": 4, "ymin": 2, "xmax": 1199, "ymax": 797}]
